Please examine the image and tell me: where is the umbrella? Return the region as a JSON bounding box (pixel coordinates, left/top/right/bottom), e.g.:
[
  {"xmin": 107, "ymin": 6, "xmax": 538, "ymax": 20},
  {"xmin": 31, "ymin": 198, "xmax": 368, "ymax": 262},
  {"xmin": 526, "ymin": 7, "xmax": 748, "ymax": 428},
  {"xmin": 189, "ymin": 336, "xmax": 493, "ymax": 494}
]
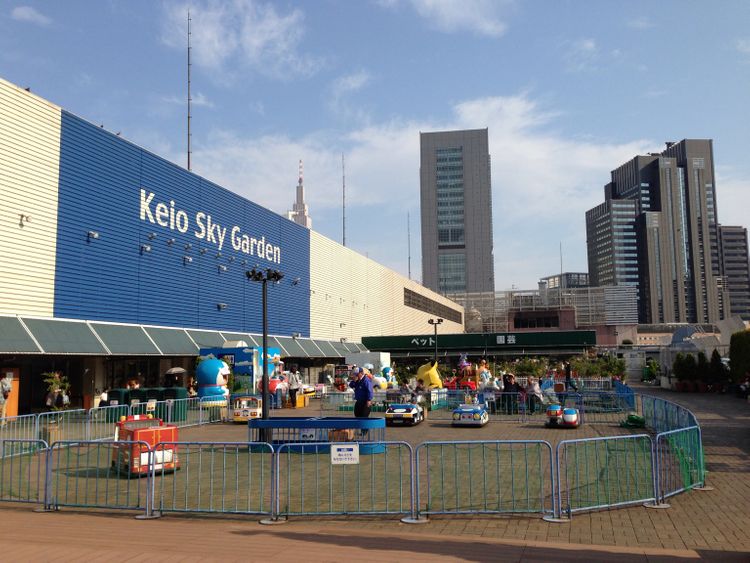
[{"xmin": 165, "ymin": 367, "xmax": 187, "ymax": 375}]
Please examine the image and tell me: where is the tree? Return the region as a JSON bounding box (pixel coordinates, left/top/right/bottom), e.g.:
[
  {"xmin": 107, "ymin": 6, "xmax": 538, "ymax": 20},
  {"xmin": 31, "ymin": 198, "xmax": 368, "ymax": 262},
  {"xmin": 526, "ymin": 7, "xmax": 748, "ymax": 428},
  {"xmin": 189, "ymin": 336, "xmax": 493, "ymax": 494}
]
[
  {"xmin": 672, "ymin": 353, "xmax": 686, "ymax": 381},
  {"xmin": 709, "ymin": 349, "xmax": 728, "ymax": 385},
  {"xmin": 696, "ymin": 351, "xmax": 709, "ymax": 384},
  {"xmin": 729, "ymin": 330, "xmax": 750, "ymax": 383},
  {"xmin": 683, "ymin": 354, "xmax": 698, "ymax": 382}
]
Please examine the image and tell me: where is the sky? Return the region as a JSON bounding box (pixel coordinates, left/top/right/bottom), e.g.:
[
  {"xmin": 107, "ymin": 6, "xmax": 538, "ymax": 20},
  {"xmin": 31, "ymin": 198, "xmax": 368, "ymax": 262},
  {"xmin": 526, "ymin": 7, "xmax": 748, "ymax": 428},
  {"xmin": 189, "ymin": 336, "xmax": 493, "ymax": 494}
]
[{"xmin": 1, "ymin": 0, "xmax": 749, "ymax": 290}]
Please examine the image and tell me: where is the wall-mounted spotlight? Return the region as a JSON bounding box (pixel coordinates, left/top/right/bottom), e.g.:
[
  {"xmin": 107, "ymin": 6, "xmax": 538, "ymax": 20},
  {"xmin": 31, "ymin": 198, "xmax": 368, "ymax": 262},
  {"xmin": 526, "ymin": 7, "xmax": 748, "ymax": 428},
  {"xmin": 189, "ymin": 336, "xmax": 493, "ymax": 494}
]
[
  {"xmin": 184, "ymin": 243, "xmax": 192, "ymax": 250},
  {"xmin": 147, "ymin": 232, "xmax": 157, "ymax": 240},
  {"xmin": 218, "ymin": 264, "xmax": 228, "ymax": 272},
  {"xmin": 87, "ymin": 230, "xmax": 100, "ymax": 241},
  {"xmin": 292, "ymin": 277, "xmax": 301, "ymax": 286},
  {"xmin": 18, "ymin": 214, "xmax": 31, "ymax": 227},
  {"xmin": 217, "ymin": 303, "xmax": 227, "ymax": 311},
  {"xmin": 167, "ymin": 238, "xmax": 176, "ymax": 246},
  {"xmin": 140, "ymin": 244, "xmax": 152, "ymax": 254},
  {"xmin": 241, "ymin": 259, "xmax": 247, "ymax": 266},
  {"xmin": 216, "ymin": 252, "xmax": 222, "ymax": 258},
  {"xmin": 292, "ymin": 332, "xmax": 301, "ymax": 339},
  {"xmin": 183, "ymin": 256, "xmax": 193, "ymax": 264},
  {"xmin": 228, "ymin": 256, "xmax": 235, "ymax": 263},
  {"xmin": 200, "ymin": 248, "xmax": 207, "ymax": 255}
]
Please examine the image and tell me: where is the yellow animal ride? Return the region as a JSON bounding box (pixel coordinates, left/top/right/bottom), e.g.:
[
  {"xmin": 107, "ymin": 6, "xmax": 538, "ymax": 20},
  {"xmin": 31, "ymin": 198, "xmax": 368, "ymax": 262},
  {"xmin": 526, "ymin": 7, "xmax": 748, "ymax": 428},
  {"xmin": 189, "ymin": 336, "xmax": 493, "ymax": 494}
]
[{"xmin": 416, "ymin": 361, "xmax": 443, "ymax": 389}]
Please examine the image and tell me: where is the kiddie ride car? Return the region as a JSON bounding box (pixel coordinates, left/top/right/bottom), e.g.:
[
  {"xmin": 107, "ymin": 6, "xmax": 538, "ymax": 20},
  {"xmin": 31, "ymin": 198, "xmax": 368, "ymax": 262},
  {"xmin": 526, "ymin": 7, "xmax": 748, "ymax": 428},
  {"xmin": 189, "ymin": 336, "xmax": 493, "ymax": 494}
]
[
  {"xmin": 112, "ymin": 415, "xmax": 180, "ymax": 476},
  {"xmin": 231, "ymin": 394, "xmax": 262, "ymax": 423},
  {"xmin": 452, "ymin": 402, "xmax": 489, "ymax": 426},
  {"xmin": 384, "ymin": 402, "xmax": 424, "ymax": 426},
  {"xmin": 544, "ymin": 404, "xmax": 580, "ymax": 429}
]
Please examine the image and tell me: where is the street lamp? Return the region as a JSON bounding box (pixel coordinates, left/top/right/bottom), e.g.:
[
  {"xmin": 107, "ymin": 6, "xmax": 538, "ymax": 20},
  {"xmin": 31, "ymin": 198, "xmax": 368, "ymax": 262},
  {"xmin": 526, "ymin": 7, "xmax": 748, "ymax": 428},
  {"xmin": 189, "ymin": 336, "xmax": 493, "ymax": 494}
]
[
  {"xmin": 246, "ymin": 267, "xmax": 284, "ymax": 441},
  {"xmin": 427, "ymin": 318, "xmax": 443, "ymax": 364}
]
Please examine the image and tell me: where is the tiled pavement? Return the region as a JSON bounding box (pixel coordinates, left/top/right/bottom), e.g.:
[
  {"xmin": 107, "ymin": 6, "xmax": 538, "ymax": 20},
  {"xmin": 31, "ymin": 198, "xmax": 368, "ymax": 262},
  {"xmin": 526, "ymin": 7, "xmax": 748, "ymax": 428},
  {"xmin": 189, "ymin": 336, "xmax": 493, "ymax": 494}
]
[{"xmin": 2, "ymin": 383, "xmax": 748, "ymax": 561}]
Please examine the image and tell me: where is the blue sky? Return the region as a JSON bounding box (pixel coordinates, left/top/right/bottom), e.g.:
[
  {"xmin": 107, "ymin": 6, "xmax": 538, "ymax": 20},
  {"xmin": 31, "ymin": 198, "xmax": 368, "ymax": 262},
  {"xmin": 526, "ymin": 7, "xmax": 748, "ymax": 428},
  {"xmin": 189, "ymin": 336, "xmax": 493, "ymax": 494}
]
[{"xmin": 2, "ymin": 0, "xmax": 749, "ymax": 290}]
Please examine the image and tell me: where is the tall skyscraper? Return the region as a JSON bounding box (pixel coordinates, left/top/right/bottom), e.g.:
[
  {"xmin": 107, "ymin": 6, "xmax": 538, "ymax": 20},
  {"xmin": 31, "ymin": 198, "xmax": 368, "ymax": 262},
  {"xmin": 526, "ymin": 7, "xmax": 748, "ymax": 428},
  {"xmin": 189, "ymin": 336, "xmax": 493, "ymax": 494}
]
[
  {"xmin": 286, "ymin": 160, "xmax": 312, "ymax": 229},
  {"xmin": 420, "ymin": 129, "xmax": 494, "ymax": 294},
  {"xmin": 719, "ymin": 225, "xmax": 750, "ymax": 320},
  {"xmin": 586, "ymin": 139, "xmax": 727, "ymax": 324}
]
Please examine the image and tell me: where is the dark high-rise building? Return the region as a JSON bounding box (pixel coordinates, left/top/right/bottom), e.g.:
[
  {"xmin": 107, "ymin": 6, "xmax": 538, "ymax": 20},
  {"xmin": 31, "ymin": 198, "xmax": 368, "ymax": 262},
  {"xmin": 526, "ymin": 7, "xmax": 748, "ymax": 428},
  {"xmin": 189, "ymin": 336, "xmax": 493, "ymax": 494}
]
[
  {"xmin": 719, "ymin": 225, "xmax": 750, "ymax": 320},
  {"xmin": 420, "ymin": 129, "xmax": 494, "ymax": 294},
  {"xmin": 586, "ymin": 139, "xmax": 727, "ymax": 324}
]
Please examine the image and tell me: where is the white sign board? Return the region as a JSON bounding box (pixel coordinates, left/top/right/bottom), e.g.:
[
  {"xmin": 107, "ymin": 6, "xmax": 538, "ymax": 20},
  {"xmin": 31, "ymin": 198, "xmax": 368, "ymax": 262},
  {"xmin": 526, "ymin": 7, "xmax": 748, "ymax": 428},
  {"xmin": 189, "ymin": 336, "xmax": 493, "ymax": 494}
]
[
  {"xmin": 331, "ymin": 443, "xmax": 360, "ymax": 465},
  {"xmin": 299, "ymin": 428, "xmax": 316, "ymax": 441},
  {"xmin": 146, "ymin": 399, "xmax": 157, "ymax": 412}
]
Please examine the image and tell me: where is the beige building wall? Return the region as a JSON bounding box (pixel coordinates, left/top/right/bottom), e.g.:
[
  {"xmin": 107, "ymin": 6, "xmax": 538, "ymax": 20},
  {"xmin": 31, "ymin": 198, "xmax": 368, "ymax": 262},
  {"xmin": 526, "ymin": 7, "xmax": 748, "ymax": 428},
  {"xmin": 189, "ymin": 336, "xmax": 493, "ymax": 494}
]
[
  {"xmin": 309, "ymin": 231, "xmax": 464, "ymax": 341},
  {"xmin": 0, "ymin": 79, "xmax": 62, "ymax": 316}
]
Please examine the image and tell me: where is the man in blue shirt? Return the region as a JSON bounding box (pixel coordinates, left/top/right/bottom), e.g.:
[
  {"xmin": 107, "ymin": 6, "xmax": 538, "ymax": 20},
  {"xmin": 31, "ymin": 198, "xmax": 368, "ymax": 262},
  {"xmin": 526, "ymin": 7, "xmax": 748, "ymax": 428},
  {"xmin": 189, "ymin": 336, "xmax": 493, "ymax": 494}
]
[{"xmin": 349, "ymin": 367, "xmax": 373, "ymax": 418}]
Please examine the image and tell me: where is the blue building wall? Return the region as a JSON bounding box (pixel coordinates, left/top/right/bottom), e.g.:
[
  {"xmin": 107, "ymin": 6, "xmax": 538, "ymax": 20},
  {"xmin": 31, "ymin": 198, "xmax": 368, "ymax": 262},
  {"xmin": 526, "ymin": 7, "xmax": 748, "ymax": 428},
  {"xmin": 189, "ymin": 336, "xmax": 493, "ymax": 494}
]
[{"xmin": 53, "ymin": 111, "xmax": 310, "ymax": 336}]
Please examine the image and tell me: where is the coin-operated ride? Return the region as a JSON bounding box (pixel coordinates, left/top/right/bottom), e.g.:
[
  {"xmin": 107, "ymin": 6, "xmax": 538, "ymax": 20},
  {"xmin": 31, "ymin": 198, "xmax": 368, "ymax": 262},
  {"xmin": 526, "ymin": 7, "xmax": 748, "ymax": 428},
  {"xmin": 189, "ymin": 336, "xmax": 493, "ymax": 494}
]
[
  {"xmin": 231, "ymin": 394, "xmax": 262, "ymax": 423},
  {"xmin": 196, "ymin": 358, "xmax": 230, "ymax": 406},
  {"xmin": 111, "ymin": 415, "xmax": 180, "ymax": 475},
  {"xmin": 452, "ymin": 403, "xmax": 489, "ymax": 426},
  {"xmin": 384, "ymin": 402, "xmax": 425, "ymax": 426},
  {"xmin": 544, "ymin": 404, "xmax": 580, "ymax": 428}
]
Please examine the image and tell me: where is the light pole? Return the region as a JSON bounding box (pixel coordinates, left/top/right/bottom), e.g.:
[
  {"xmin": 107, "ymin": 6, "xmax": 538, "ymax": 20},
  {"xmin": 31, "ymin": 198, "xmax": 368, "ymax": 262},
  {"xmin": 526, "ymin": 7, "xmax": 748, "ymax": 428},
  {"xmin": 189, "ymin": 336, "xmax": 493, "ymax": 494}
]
[
  {"xmin": 428, "ymin": 318, "xmax": 443, "ymax": 364},
  {"xmin": 246, "ymin": 267, "xmax": 284, "ymax": 442}
]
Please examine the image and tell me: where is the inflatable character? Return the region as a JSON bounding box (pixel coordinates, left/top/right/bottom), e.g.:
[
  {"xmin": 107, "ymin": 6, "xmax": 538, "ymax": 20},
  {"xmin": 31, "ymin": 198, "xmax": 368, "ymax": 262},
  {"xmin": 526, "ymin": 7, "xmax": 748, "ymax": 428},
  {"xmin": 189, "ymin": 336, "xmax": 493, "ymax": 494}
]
[
  {"xmin": 382, "ymin": 366, "xmax": 397, "ymax": 388},
  {"xmin": 196, "ymin": 358, "xmax": 230, "ymax": 406},
  {"xmin": 416, "ymin": 361, "xmax": 443, "ymax": 389}
]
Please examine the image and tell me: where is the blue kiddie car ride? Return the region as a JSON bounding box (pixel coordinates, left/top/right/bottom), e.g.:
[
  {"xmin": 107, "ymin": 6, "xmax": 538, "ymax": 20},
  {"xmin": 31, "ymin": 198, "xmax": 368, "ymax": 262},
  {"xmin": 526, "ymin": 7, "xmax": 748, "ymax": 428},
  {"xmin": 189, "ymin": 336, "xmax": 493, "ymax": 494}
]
[{"xmin": 452, "ymin": 402, "xmax": 489, "ymax": 426}]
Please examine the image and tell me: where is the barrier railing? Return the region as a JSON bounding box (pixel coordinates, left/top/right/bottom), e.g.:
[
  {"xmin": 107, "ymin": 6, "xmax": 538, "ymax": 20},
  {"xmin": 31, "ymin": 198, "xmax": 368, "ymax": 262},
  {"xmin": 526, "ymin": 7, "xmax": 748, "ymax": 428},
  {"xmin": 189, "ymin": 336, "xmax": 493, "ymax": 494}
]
[
  {"xmin": 655, "ymin": 426, "xmax": 705, "ymax": 502},
  {"xmin": 276, "ymin": 441, "xmax": 413, "ymax": 517},
  {"xmin": 152, "ymin": 441, "xmax": 273, "ymax": 516},
  {"xmin": 556, "ymin": 434, "xmax": 656, "ymax": 516},
  {"xmin": 0, "ymin": 439, "xmax": 48, "ymax": 504},
  {"xmin": 88, "ymin": 404, "xmax": 131, "ymax": 440},
  {"xmin": 0, "ymin": 414, "xmax": 40, "ymax": 455},
  {"xmin": 4, "ymin": 389, "xmax": 705, "ymax": 522},
  {"xmin": 45, "ymin": 440, "xmax": 152, "ymax": 517},
  {"xmin": 415, "ymin": 440, "xmax": 555, "ymax": 517}
]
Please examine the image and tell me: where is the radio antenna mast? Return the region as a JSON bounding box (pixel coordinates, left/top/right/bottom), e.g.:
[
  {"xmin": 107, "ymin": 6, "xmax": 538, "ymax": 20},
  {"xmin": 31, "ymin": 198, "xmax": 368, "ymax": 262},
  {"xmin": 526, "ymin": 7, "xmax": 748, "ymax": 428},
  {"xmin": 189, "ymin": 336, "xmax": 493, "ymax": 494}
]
[
  {"xmin": 407, "ymin": 211, "xmax": 411, "ymax": 280},
  {"xmin": 342, "ymin": 153, "xmax": 346, "ymax": 247},
  {"xmin": 187, "ymin": 11, "xmax": 193, "ymax": 171}
]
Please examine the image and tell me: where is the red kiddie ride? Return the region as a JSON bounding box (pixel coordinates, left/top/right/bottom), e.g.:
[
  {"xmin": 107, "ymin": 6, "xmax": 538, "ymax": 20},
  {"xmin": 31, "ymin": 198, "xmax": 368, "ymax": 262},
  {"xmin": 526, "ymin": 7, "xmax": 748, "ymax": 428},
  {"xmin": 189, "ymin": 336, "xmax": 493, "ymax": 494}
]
[{"xmin": 112, "ymin": 415, "xmax": 180, "ymax": 476}]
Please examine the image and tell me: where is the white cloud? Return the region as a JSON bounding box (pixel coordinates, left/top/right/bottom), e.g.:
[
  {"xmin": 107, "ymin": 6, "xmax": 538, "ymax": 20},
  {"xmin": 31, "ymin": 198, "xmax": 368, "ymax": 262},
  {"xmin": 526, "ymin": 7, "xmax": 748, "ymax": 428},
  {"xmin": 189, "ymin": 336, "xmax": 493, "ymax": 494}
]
[
  {"xmin": 11, "ymin": 6, "xmax": 52, "ymax": 26},
  {"xmin": 179, "ymin": 93, "xmax": 652, "ymax": 288},
  {"xmin": 390, "ymin": 0, "xmax": 510, "ymax": 37},
  {"xmin": 736, "ymin": 38, "xmax": 750, "ymax": 55},
  {"xmin": 563, "ymin": 38, "xmax": 599, "ymax": 72},
  {"xmin": 161, "ymin": 1, "xmax": 322, "ymax": 82},
  {"xmin": 162, "ymin": 92, "xmax": 215, "ymax": 108},
  {"xmin": 715, "ymin": 167, "xmax": 749, "ymax": 227},
  {"xmin": 328, "ymin": 70, "xmax": 373, "ymax": 121},
  {"xmin": 626, "ymin": 16, "xmax": 654, "ymax": 30}
]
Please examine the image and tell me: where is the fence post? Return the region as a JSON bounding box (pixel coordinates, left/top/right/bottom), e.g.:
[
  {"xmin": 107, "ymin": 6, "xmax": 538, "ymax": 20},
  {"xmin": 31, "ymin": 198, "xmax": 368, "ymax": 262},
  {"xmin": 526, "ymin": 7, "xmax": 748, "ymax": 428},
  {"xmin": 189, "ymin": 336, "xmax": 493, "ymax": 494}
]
[
  {"xmin": 401, "ymin": 443, "xmax": 426, "ymax": 524},
  {"xmin": 33, "ymin": 441, "xmax": 56, "ymax": 512},
  {"xmin": 693, "ymin": 427, "xmax": 713, "ymax": 492},
  {"xmin": 260, "ymin": 443, "xmax": 286, "ymax": 525},
  {"xmin": 543, "ymin": 441, "xmax": 570, "ymax": 523},
  {"xmin": 136, "ymin": 445, "xmax": 160, "ymax": 519},
  {"xmin": 645, "ymin": 433, "xmax": 670, "ymax": 509}
]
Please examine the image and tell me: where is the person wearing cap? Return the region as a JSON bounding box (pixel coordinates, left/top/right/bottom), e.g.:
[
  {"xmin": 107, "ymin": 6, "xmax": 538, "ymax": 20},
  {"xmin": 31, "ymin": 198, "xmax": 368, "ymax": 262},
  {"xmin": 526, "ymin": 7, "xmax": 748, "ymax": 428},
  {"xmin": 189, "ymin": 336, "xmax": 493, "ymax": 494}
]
[{"xmin": 349, "ymin": 367, "xmax": 373, "ymax": 418}]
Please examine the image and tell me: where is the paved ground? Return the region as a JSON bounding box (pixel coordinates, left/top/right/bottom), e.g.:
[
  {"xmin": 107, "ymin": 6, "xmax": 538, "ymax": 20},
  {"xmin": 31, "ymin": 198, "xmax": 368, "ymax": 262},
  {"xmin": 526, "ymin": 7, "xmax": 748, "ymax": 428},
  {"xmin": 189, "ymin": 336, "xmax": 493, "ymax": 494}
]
[{"xmin": 2, "ymin": 383, "xmax": 748, "ymax": 561}]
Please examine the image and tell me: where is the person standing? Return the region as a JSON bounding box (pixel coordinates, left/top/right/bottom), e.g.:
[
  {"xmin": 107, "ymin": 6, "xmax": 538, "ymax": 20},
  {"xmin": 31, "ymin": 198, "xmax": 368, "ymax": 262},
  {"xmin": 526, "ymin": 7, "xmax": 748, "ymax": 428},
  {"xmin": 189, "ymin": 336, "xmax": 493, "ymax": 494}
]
[
  {"xmin": 288, "ymin": 366, "xmax": 302, "ymax": 408},
  {"xmin": 349, "ymin": 367, "xmax": 373, "ymax": 418},
  {"xmin": 0, "ymin": 373, "xmax": 12, "ymax": 425}
]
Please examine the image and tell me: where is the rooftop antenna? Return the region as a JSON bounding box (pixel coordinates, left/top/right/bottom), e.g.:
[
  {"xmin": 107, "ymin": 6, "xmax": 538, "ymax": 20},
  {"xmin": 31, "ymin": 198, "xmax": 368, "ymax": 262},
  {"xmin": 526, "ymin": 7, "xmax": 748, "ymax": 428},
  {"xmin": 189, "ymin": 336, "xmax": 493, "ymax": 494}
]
[
  {"xmin": 187, "ymin": 10, "xmax": 192, "ymax": 171},
  {"xmin": 559, "ymin": 240, "xmax": 563, "ymax": 310},
  {"xmin": 407, "ymin": 211, "xmax": 411, "ymax": 280},
  {"xmin": 342, "ymin": 153, "xmax": 346, "ymax": 247}
]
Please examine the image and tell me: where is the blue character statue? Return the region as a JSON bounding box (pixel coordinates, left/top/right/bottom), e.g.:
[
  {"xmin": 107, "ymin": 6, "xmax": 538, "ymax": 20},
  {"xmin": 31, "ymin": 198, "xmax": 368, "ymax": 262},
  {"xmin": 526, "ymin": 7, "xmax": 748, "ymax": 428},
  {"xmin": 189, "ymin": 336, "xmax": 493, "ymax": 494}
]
[
  {"xmin": 382, "ymin": 366, "xmax": 397, "ymax": 388},
  {"xmin": 196, "ymin": 358, "xmax": 230, "ymax": 406}
]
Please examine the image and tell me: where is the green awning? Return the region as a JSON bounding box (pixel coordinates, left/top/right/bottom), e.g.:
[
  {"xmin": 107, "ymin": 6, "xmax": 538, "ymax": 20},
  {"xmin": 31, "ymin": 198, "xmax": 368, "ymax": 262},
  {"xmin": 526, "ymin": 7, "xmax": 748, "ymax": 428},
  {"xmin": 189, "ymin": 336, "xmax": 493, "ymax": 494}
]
[
  {"xmin": 266, "ymin": 336, "xmax": 287, "ymax": 356},
  {"xmin": 22, "ymin": 318, "xmax": 107, "ymax": 355},
  {"xmin": 219, "ymin": 332, "xmax": 255, "ymax": 346},
  {"xmin": 313, "ymin": 340, "xmax": 340, "ymax": 358},
  {"xmin": 330, "ymin": 340, "xmax": 350, "ymax": 357},
  {"xmin": 187, "ymin": 330, "xmax": 226, "ymax": 349},
  {"xmin": 0, "ymin": 316, "xmax": 41, "ymax": 353},
  {"xmin": 144, "ymin": 327, "xmax": 198, "ymax": 355},
  {"xmin": 90, "ymin": 323, "xmax": 161, "ymax": 355},
  {"xmin": 297, "ymin": 338, "xmax": 323, "ymax": 356},
  {"xmin": 275, "ymin": 336, "xmax": 307, "ymax": 357}
]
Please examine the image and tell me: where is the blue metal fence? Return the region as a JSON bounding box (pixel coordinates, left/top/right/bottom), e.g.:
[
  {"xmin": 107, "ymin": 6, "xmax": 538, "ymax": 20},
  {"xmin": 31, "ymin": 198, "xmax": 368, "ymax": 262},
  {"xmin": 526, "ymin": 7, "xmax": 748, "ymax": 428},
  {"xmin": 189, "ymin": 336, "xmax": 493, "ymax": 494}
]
[
  {"xmin": 0, "ymin": 439, "xmax": 47, "ymax": 504},
  {"xmin": 655, "ymin": 426, "xmax": 705, "ymax": 502},
  {"xmin": 415, "ymin": 440, "xmax": 555, "ymax": 517}
]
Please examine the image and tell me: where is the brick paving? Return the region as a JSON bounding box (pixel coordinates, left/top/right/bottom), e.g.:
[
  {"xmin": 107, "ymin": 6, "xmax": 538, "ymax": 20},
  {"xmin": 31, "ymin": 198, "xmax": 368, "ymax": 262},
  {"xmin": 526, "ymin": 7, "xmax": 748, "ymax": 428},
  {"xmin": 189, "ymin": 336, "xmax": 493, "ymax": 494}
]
[{"xmin": 2, "ymin": 383, "xmax": 748, "ymax": 561}]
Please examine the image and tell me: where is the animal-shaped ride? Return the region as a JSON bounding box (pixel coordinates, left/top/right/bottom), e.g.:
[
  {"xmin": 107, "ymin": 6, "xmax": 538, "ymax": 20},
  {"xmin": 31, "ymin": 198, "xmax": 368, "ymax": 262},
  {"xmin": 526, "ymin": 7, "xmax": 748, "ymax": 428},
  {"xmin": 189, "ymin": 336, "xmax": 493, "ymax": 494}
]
[
  {"xmin": 196, "ymin": 358, "xmax": 230, "ymax": 406},
  {"xmin": 416, "ymin": 361, "xmax": 443, "ymax": 389},
  {"xmin": 544, "ymin": 404, "xmax": 580, "ymax": 428}
]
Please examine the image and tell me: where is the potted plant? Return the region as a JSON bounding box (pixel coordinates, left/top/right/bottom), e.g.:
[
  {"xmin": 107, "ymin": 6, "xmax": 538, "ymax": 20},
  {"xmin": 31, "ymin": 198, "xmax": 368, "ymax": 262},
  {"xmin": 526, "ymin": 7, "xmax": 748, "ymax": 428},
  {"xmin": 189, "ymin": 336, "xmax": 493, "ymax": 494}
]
[{"xmin": 40, "ymin": 371, "xmax": 71, "ymax": 444}]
